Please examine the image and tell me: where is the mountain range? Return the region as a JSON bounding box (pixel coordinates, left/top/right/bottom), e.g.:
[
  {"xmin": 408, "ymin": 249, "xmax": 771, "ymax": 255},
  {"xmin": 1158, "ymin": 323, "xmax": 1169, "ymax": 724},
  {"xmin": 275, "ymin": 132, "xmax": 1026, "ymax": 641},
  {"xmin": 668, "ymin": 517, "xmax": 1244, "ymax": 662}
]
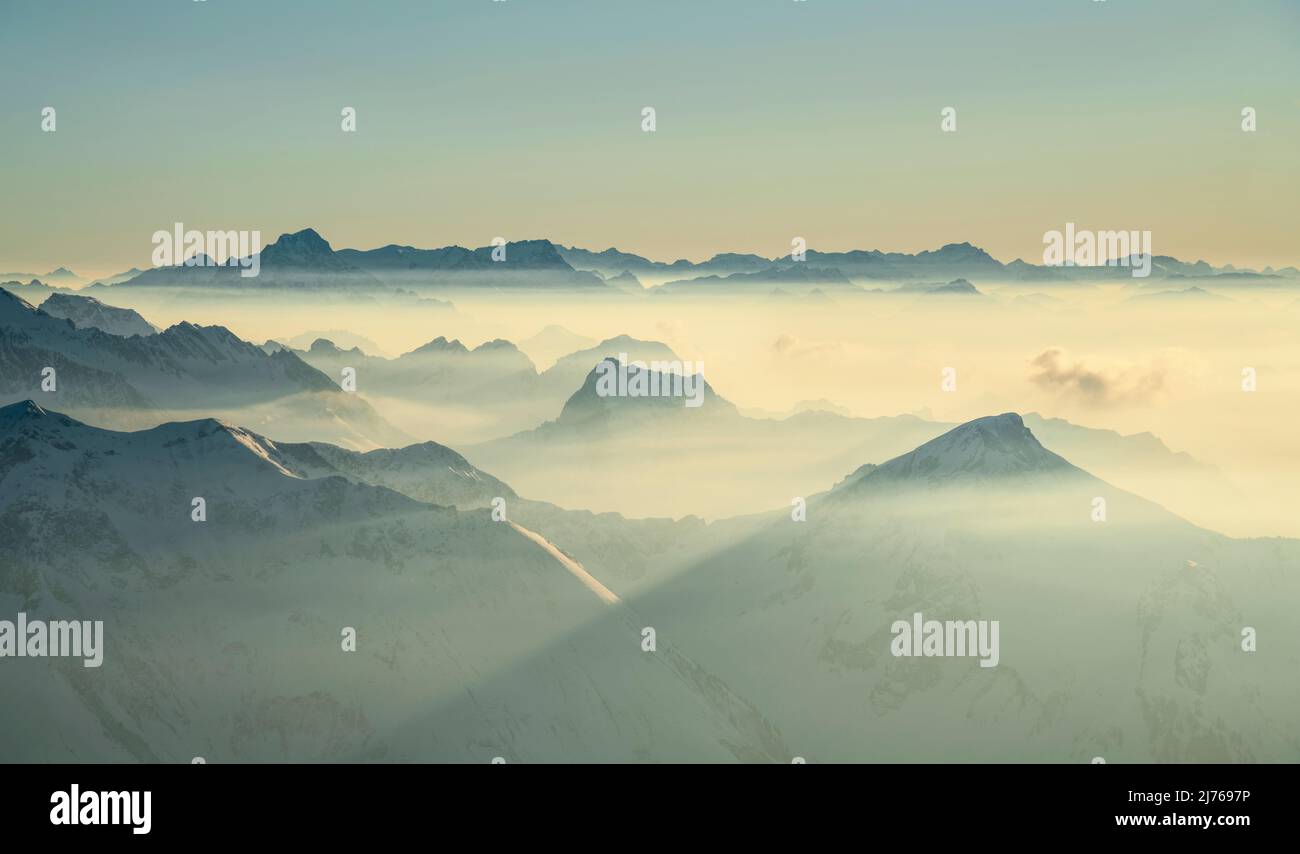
[
  {"xmin": 1, "ymin": 285, "xmax": 1238, "ymax": 526},
  {"xmin": 281, "ymin": 332, "xmax": 689, "ymax": 444},
  {"xmin": 3, "ymin": 402, "xmax": 1295, "ymax": 761},
  {"xmin": 467, "ymin": 354, "xmax": 1235, "ymax": 525},
  {"xmin": 0, "ymin": 400, "xmax": 781, "ymax": 761},
  {"xmin": 16, "ymin": 229, "xmax": 1296, "ymax": 298},
  {"xmin": 565, "ymin": 242, "xmax": 1300, "ymax": 286},
  {"xmin": 0, "ymin": 266, "xmax": 81, "ymax": 284},
  {"xmin": 0, "ymin": 286, "xmax": 406, "ymax": 448}
]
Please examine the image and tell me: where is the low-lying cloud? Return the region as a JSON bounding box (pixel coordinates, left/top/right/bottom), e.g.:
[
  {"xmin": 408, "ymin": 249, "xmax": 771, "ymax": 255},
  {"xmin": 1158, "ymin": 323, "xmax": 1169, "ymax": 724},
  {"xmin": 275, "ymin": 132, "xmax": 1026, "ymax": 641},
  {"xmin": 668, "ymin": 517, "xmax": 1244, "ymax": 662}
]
[
  {"xmin": 772, "ymin": 333, "xmax": 847, "ymax": 359},
  {"xmin": 1029, "ymin": 348, "xmax": 1167, "ymax": 405}
]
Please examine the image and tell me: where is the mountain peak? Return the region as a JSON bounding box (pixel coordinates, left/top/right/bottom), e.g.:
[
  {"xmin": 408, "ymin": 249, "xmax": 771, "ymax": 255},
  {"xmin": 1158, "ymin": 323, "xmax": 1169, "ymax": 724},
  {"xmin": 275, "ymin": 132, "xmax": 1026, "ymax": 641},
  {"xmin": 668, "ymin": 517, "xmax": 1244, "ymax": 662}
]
[
  {"xmin": 258, "ymin": 228, "xmax": 343, "ymax": 269},
  {"xmin": 276, "ymin": 227, "xmax": 331, "ymax": 249},
  {"xmin": 472, "ymin": 338, "xmax": 520, "ymax": 354},
  {"xmin": 309, "ymin": 338, "xmax": 353, "ymax": 355},
  {"xmin": 933, "ymin": 242, "xmax": 987, "ymax": 256},
  {"xmin": 0, "ymin": 399, "xmax": 51, "ymax": 420},
  {"xmin": 471, "ymin": 238, "xmax": 571, "ymax": 270},
  {"xmin": 0, "ymin": 400, "xmax": 89, "ymax": 433},
  {"xmin": 43, "ymin": 292, "xmax": 103, "ymax": 307},
  {"xmin": 557, "ymin": 356, "xmax": 728, "ymax": 424},
  {"xmin": 409, "ymin": 335, "xmax": 469, "ymax": 356},
  {"xmin": 848, "ymin": 413, "xmax": 1078, "ymax": 488}
]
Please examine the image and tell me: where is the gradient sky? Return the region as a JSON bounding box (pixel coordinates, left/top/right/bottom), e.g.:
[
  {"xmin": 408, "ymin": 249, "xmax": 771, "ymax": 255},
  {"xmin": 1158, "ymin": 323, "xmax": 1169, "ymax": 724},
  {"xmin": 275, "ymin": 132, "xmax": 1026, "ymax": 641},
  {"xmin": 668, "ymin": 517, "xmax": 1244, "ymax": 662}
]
[{"xmin": 2, "ymin": 0, "xmax": 1297, "ymax": 277}]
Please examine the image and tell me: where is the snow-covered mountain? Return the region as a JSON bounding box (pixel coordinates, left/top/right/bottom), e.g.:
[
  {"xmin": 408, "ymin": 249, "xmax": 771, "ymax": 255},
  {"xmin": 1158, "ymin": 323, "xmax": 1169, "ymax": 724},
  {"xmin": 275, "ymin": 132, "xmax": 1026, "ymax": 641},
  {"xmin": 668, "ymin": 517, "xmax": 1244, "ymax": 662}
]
[
  {"xmin": 1, "ymin": 286, "xmax": 332, "ymax": 406},
  {"xmin": 631, "ymin": 413, "xmax": 1300, "ymax": 761},
  {"xmin": 39, "ymin": 292, "xmax": 158, "ymax": 337},
  {"xmin": 264, "ymin": 431, "xmax": 709, "ymax": 593},
  {"xmin": 834, "ymin": 412, "xmax": 1078, "ymax": 488},
  {"xmin": 277, "ymin": 438, "xmax": 517, "ymax": 510},
  {"xmin": 0, "ymin": 286, "xmax": 407, "ymax": 448},
  {"xmin": 468, "ymin": 355, "xmax": 1234, "ymax": 524},
  {"xmin": 7, "ymin": 402, "xmax": 1289, "ymax": 764},
  {"xmin": 0, "ymin": 401, "xmax": 787, "ymax": 762},
  {"xmin": 5, "ymin": 401, "xmax": 1296, "ymax": 762},
  {"xmin": 0, "ymin": 289, "xmax": 154, "ymax": 410}
]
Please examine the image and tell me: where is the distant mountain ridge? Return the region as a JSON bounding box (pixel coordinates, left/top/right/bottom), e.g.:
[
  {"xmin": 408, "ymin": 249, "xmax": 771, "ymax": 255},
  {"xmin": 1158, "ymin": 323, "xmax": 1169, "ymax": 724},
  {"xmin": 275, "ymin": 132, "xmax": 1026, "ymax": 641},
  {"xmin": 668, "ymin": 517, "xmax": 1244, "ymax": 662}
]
[
  {"xmin": 96, "ymin": 229, "xmax": 607, "ymax": 291},
  {"xmin": 894, "ymin": 278, "xmax": 982, "ymax": 296},
  {"xmin": 656, "ymin": 265, "xmax": 859, "ymax": 294},
  {"xmin": 0, "ymin": 278, "xmax": 79, "ymax": 303},
  {"xmin": 0, "ymin": 266, "xmax": 81, "ymax": 284},
  {"xmin": 561, "ymin": 241, "xmax": 1299, "ymax": 286},
  {"xmin": 106, "ymin": 228, "xmax": 386, "ymax": 291},
  {"xmin": 39, "ymin": 229, "xmax": 1298, "ymax": 294}
]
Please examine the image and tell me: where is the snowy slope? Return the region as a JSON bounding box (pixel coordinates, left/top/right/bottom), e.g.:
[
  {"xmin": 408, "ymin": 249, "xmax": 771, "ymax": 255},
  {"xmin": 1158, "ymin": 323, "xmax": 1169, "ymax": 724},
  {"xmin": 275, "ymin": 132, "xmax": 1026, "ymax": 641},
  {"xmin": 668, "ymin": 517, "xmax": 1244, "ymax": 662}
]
[
  {"xmin": 39, "ymin": 292, "xmax": 158, "ymax": 337},
  {"xmin": 837, "ymin": 412, "xmax": 1079, "ymax": 488},
  {"xmin": 632, "ymin": 413, "xmax": 1300, "ymax": 762},
  {"xmin": 276, "ymin": 438, "xmax": 517, "ymax": 510},
  {"xmin": 0, "ymin": 402, "xmax": 786, "ymax": 762}
]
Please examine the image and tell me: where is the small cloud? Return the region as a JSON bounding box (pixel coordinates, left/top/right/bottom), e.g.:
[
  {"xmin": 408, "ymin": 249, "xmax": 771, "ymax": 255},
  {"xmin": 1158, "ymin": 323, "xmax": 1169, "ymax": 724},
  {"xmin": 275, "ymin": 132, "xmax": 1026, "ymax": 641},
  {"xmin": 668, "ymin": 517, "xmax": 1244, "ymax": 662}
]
[
  {"xmin": 771, "ymin": 333, "xmax": 844, "ymax": 359},
  {"xmin": 1028, "ymin": 348, "xmax": 1166, "ymax": 405}
]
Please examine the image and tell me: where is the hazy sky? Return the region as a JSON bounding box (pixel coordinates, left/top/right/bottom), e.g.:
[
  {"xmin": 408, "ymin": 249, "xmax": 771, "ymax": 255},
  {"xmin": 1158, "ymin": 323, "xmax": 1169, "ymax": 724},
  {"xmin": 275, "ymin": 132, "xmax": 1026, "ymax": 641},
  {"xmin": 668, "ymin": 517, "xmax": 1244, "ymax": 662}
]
[{"xmin": 2, "ymin": 0, "xmax": 1297, "ymax": 276}]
